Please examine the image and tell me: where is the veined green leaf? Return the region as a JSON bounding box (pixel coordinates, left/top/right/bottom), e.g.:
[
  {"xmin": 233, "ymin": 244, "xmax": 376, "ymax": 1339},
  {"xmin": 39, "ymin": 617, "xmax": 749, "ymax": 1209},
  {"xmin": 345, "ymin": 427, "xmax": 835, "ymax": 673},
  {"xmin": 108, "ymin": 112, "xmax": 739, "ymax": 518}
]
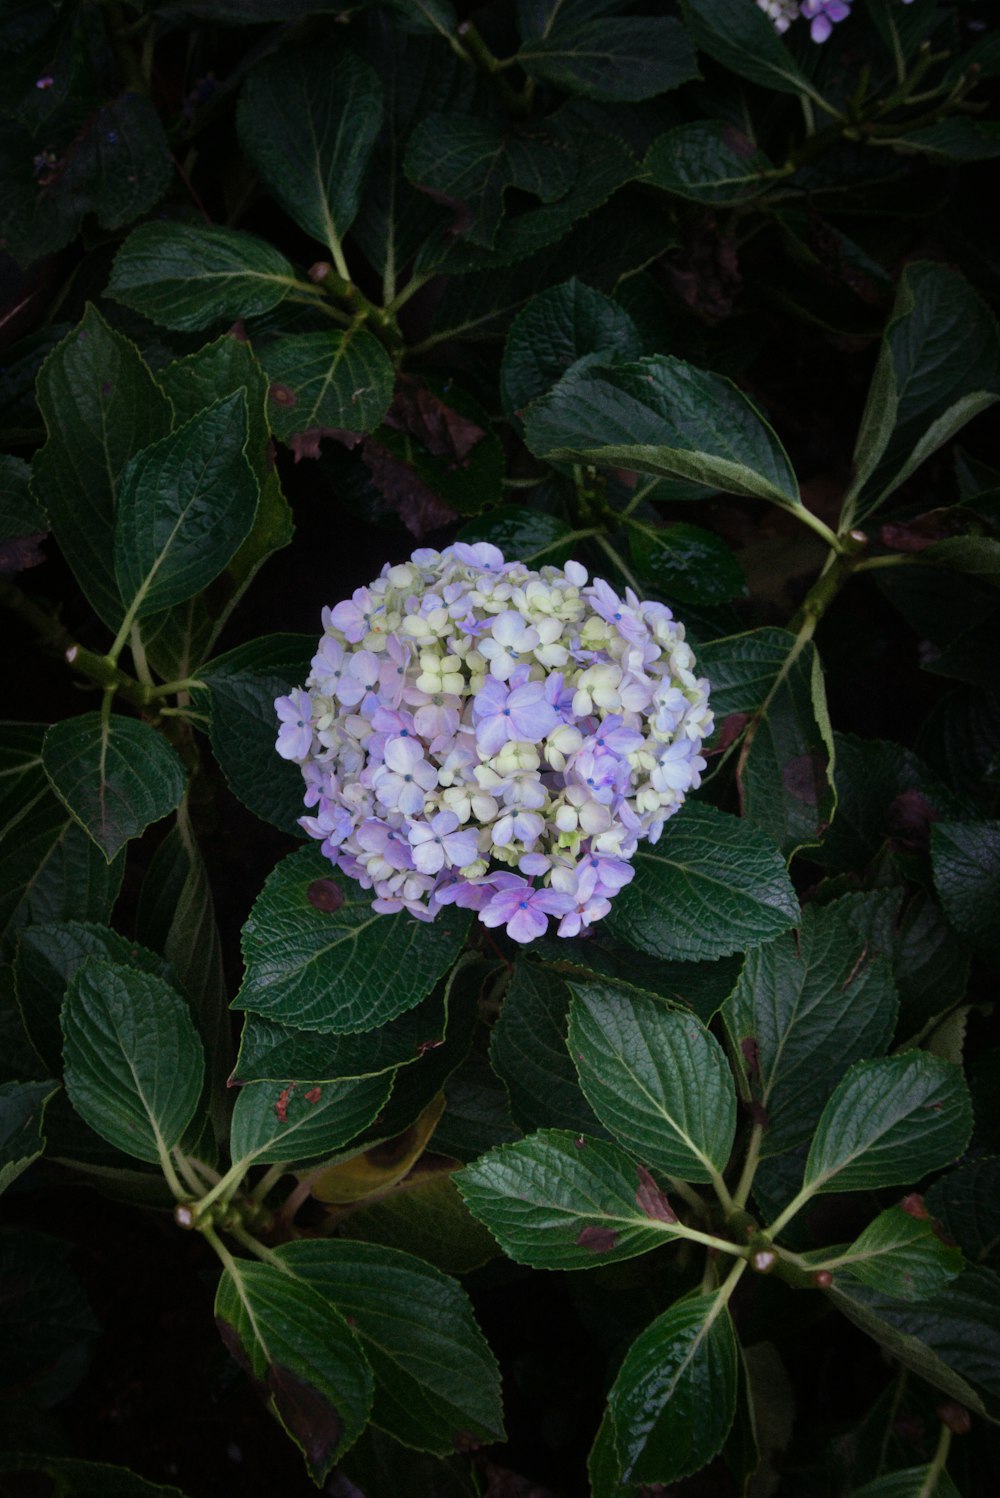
[
  {"xmin": 681, "ymin": 0, "xmax": 823, "ymax": 100},
  {"xmin": 259, "ymin": 329, "xmax": 395, "ymax": 444},
  {"xmin": 215, "ymin": 1258, "xmax": 373, "ymax": 1484},
  {"xmin": 803, "ymin": 1052, "xmax": 972, "ymax": 1197},
  {"xmin": 645, "ymin": 122, "xmax": 778, "ymax": 206},
  {"xmin": 229, "ymin": 1073, "xmax": 391, "ymax": 1168},
  {"xmin": 523, "ymin": 355, "xmax": 801, "ymax": 509},
  {"xmin": 931, "ymin": 821, "xmax": 1000, "ymax": 966},
  {"xmin": 277, "ymin": 1238, "xmax": 505, "ymax": 1455},
  {"xmin": 926, "ymin": 1157, "xmax": 1000, "ymax": 1274},
  {"xmin": 234, "ymin": 846, "xmax": 469, "ymax": 1034},
  {"xmin": 62, "ymin": 961, "xmax": 205, "ymax": 1165},
  {"xmin": 517, "ymin": 17, "xmax": 697, "ymax": 101},
  {"xmin": 805, "ymin": 1204, "xmax": 963, "ymax": 1301},
  {"xmin": 458, "ymin": 1129, "xmax": 696, "ymax": 1269},
  {"xmin": 31, "ymin": 305, "xmax": 173, "ymax": 628},
  {"xmin": 500, "ymin": 278, "xmax": 641, "ymax": 421},
  {"xmin": 0, "ymin": 1078, "xmax": 59, "ymax": 1194},
  {"xmin": 107, "ymin": 222, "xmax": 296, "ymax": 332},
  {"xmin": 567, "ymin": 979, "xmax": 737, "ymax": 1184},
  {"xmin": 489, "ymin": 959, "xmax": 603, "ymax": 1137}
]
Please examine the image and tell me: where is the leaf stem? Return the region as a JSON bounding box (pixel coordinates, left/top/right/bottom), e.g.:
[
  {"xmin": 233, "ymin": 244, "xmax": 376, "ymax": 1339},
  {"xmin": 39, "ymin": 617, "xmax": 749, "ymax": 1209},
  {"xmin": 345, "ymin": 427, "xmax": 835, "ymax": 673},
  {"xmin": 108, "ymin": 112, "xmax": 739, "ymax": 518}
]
[
  {"xmin": 228, "ymin": 1223, "xmax": 292, "ymax": 1274},
  {"xmin": 707, "ymin": 1167, "xmax": 738, "ymax": 1217},
  {"xmin": 156, "ymin": 1135, "xmax": 188, "ymax": 1201},
  {"xmin": 733, "ymin": 1122, "xmax": 763, "ymax": 1210},
  {"xmin": 921, "ymin": 1422, "xmax": 952, "ymax": 1498},
  {"xmin": 172, "ymin": 1149, "xmax": 210, "ymax": 1197},
  {"xmin": 665, "ymin": 1175, "xmax": 711, "ymax": 1221},
  {"xmin": 593, "ymin": 534, "xmax": 643, "ymax": 595},
  {"xmin": 765, "ymin": 1178, "xmax": 819, "ymax": 1239},
  {"xmin": 250, "ymin": 1161, "xmax": 290, "ymax": 1204}
]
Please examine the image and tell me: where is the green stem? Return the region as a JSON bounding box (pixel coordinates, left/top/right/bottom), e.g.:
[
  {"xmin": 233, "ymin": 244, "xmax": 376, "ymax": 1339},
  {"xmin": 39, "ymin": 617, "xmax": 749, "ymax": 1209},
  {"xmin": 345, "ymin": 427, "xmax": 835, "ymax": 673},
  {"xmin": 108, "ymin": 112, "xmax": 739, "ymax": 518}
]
[
  {"xmin": 733, "ymin": 1123, "xmax": 764, "ymax": 1211},
  {"xmin": 150, "ymin": 676, "xmax": 207, "ymax": 698},
  {"xmin": 619, "ymin": 478, "xmax": 662, "ymax": 520},
  {"xmin": 456, "ymin": 21, "xmax": 529, "ymax": 115},
  {"xmin": 228, "ymin": 1223, "xmax": 291, "ymax": 1274},
  {"xmin": 386, "ymin": 272, "xmax": 435, "ymax": 316},
  {"xmin": 852, "ymin": 553, "xmax": 918, "ymax": 574},
  {"xmin": 708, "ymin": 1167, "xmax": 738, "ymax": 1218},
  {"xmin": 800, "ymin": 93, "xmax": 816, "ymax": 137},
  {"xmin": 157, "ymin": 1136, "xmax": 188, "ymax": 1201},
  {"xmin": 921, "ymin": 1423, "xmax": 952, "ymax": 1498},
  {"xmin": 250, "ymin": 1161, "xmax": 290, "ymax": 1204},
  {"xmin": 173, "ymin": 1150, "xmax": 209, "ymax": 1197},
  {"xmin": 765, "ymin": 1178, "xmax": 819, "ymax": 1239},
  {"xmin": 192, "ymin": 1155, "xmax": 253, "ymax": 1218},
  {"xmin": 665, "ymin": 1175, "xmax": 711, "ymax": 1221},
  {"xmin": 593, "ymin": 534, "xmax": 642, "ymax": 595}
]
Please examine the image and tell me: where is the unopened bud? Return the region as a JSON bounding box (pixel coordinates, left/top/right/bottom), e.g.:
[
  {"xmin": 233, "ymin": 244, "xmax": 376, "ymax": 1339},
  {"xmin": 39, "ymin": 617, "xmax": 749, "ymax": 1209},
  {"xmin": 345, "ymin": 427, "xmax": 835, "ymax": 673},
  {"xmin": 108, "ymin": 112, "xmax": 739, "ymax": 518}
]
[
  {"xmin": 308, "ymin": 261, "xmax": 331, "ymax": 282},
  {"xmin": 752, "ymin": 1250, "xmax": 777, "ymax": 1274},
  {"xmin": 937, "ymin": 1402, "xmax": 971, "ymax": 1435},
  {"xmin": 813, "ymin": 1270, "xmax": 833, "ymax": 1289},
  {"xmin": 174, "ymin": 1203, "xmax": 196, "ymax": 1230}
]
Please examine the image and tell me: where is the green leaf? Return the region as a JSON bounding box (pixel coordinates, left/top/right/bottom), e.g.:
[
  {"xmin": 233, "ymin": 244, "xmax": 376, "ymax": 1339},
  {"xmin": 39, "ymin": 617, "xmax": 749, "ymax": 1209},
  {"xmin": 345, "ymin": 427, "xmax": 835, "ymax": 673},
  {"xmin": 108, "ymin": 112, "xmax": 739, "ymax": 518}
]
[
  {"xmin": 489, "ymin": 959, "xmax": 603, "ymax": 1137},
  {"xmin": 516, "ymin": 17, "xmax": 697, "ymax": 101},
  {"xmin": 607, "ymin": 803, "xmax": 798, "ymax": 961},
  {"xmin": 846, "ymin": 1467, "xmax": 961, "ymax": 1498},
  {"xmin": 0, "ymin": 453, "xmax": 45, "ymax": 540},
  {"xmin": 739, "ymin": 638, "xmax": 836, "ymax": 859},
  {"xmin": 277, "ymin": 1239, "xmax": 505, "ymax": 1455},
  {"xmin": 723, "ymin": 904, "xmax": 898, "ymax": 1160},
  {"xmin": 229, "ymin": 1073, "xmax": 391, "ymax": 1169},
  {"xmin": 62, "ymin": 960, "xmax": 205, "ymax": 1164},
  {"xmin": 803, "ymin": 1053, "xmax": 972, "ymax": 1198},
  {"xmin": 844, "ymin": 263, "xmax": 1000, "ymax": 526},
  {"xmin": 0, "ymin": 765, "xmax": 124, "ymax": 966},
  {"xmin": 626, "ymin": 518, "xmax": 746, "ymax": 607},
  {"xmin": 238, "ymin": 43, "xmax": 382, "ymax": 259},
  {"xmin": 146, "ymin": 335, "xmax": 294, "ymax": 679},
  {"xmin": 197, "ymin": 632, "xmax": 315, "ymax": 836},
  {"xmin": 42, "ymin": 713, "xmax": 186, "ymax": 861},
  {"xmin": 926, "ymin": 1157, "xmax": 1000, "ymax": 1273},
  {"xmin": 31, "ymin": 305, "xmax": 173, "ymax": 628},
  {"xmin": 568, "ymin": 979, "xmax": 736, "ymax": 1184},
  {"xmin": 434, "ymin": 1049, "xmax": 522, "ymax": 1162},
  {"xmin": 829, "ymin": 888, "xmax": 968, "ymax": 1040},
  {"xmin": 457, "ymin": 507, "xmax": 578, "ymax": 567},
  {"xmin": 0, "ymin": 1455, "xmax": 192, "ymax": 1497},
  {"xmin": 405, "ymin": 112, "xmax": 578, "ymax": 251},
  {"xmin": 681, "ymin": 0, "xmax": 821, "ymax": 100},
  {"xmin": 259, "ymin": 329, "xmax": 395, "ymax": 444},
  {"xmin": 500, "ymin": 278, "xmax": 641, "ymax": 422},
  {"xmin": 606, "ymin": 1290, "xmax": 739, "ymax": 1485},
  {"xmin": 114, "ymin": 392, "xmax": 259, "ymax": 623},
  {"xmin": 458, "ymin": 1129, "xmax": 693, "ymax": 1269},
  {"xmin": 931, "ymin": 821, "xmax": 1000, "ymax": 966},
  {"xmin": 235, "ymin": 845, "xmax": 470, "ymax": 1034},
  {"xmin": 0, "ymin": 1078, "xmax": 58, "ymax": 1193},
  {"xmin": 645, "ymin": 122, "xmax": 778, "ymax": 206},
  {"xmin": 14, "ymin": 919, "xmax": 173, "ymax": 1073},
  {"xmin": 893, "ymin": 119, "xmax": 1000, "ymax": 162},
  {"xmin": 826, "ymin": 1267, "xmax": 1000, "ymax": 1421},
  {"xmin": 533, "ymin": 941, "xmax": 743, "ymax": 1024},
  {"xmin": 807, "ymin": 1205, "xmax": 964, "ymax": 1301},
  {"xmin": 698, "ymin": 627, "xmax": 795, "ymax": 721},
  {"xmin": 0, "ymin": 93, "xmax": 172, "ymax": 265},
  {"xmin": 233, "ymin": 985, "xmax": 447, "ymax": 1085},
  {"xmin": 107, "ymin": 222, "xmax": 296, "ymax": 332},
  {"xmin": 915, "ymin": 536, "xmax": 1000, "ymax": 590},
  {"xmin": 523, "ymin": 355, "xmax": 801, "ymax": 509},
  {"xmin": 215, "ymin": 1258, "xmax": 373, "ymax": 1484}
]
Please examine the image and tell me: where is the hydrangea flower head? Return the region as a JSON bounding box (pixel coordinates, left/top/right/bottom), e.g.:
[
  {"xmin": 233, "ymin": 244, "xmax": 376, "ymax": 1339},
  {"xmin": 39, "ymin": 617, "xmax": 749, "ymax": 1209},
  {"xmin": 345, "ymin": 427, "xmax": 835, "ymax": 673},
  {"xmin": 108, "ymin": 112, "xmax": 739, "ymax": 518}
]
[{"xmin": 275, "ymin": 545, "xmax": 712, "ymax": 944}]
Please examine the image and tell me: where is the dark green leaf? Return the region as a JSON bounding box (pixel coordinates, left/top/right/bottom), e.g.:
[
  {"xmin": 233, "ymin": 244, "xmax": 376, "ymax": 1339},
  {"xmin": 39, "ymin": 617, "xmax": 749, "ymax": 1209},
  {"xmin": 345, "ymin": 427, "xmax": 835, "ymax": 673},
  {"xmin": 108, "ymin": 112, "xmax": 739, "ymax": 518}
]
[
  {"xmin": 722, "ymin": 904, "xmax": 897, "ymax": 1160},
  {"xmin": 500, "ymin": 278, "xmax": 641, "ymax": 421},
  {"xmin": 458, "ymin": 1129, "xmax": 693, "ymax": 1269},
  {"xmin": 844, "ymin": 263, "xmax": 1000, "ymax": 526},
  {"xmin": 926, "ymin": 1158, "xmax": 1000, "ymax": 1273},
  {"xmin": 0, "ymin": 1078, "xmax": 58, "ymax": 1193},
  {"xmin": 607, "ymin": 1290, "xmax": 739, "ymax": 1484},
  {"xmin": 806, "ymin": 1204, "xmax": 963, "ymax": 1301},
  {"xmin": 803, "ymin": 1052, "xmax": 972, "ymax": 1197},
  {"xmin": 0, "ymin": 94, "xmax": 172, "ymax": 265},
  {"xmin": 524, "ymin": 355, "xmax": 801, "ymax": 509},
  {"xmin": 681, "ymin": 0, "xmax": 822, "ymax": 100},
  {"xmin": 215, "ymin": 1258, "xmax": 373, "ymax": 1483},
  {"xmin": 114, "ymin": 392, "xmax": 259, "ymax": 622},
  {"xmin": 107, "ymin": 222, "xmax": 296, "ymax": 332},
  {"xmin": 62, "ymin": 960, "xmax": 205, "ymax": 1164},
  {"xmin": 42, "ymin": 713, "xmax": 186, "ymax": 861},
  {"xmin": 233, "ymin": 985, "xmax": 447, "ymax": 1084},
  {"xmin": 607, "ymin": 803, "xmax": 798, "ymax": 961},
  {"xmin": 238, "ymin": 43, "xmax": 382, "ymax": 258},
  {"xmin": 490, "ymin": 959, "xmax": 604, "ymax": 1137},
  {"xmin": 229, "ymin": 1073, "xmax": 391, "ymax": 1168},
  {"xmin": 846, "ymin": 1467, "xmax": 961, "ymax": 1498},
  {"xmin": 0, "ymin": 1229, "xmax": 99, "ymax": 1408},
  {"xmin": 698, "ymin": 627, "xmax": 794, "ymax": 721},
  {"xmin": 533, "ymin": 941, "xmax": 742, "ymax": 1023},
  {"xmin": 235, "ymin": 845, "xmax": 470, "ymax": 1034},
  {"xmin": 645, "ymin": 122, "xmax": 777, "ymax": 206},
  {"xmin": 405, "ymin": 112, "xmax": 577, "ymax": 251},
  {"xmin": 342, "ymin": 1167, "xmax": 498, "ymax": 1275},
  {"xmin": 278, "ymin": 1238, "xmax": 505, "ymax": 1455},
  {"xmin": 197, "ymin": 632, "xmax": 315, "ymax": 836},
  {"xmin": 146, "ymin": 335, "xmax": 293, "ymax": 679},
  {"xmin": 433, "ymin": 1049, "xmax": 522, "ymax": 1162},
  {"xmin": 568, "ymin": 979, "xmax": 736, "ymax": 1183},
  {"xmin": 0, "ymin": 1455, "xmax": 191, "ymax": 1498},
  {"xmin": 813, "ymin": 733, "xmax": 956, "ymax": 877},
  {"xmin": 915, "ymin": 536, "xmax": 1000, "ymax": 590},
  {"xmin": 826, "ymin": 1267, "xmax": 1000, "ymax": 1421},
  {"xmin": 0, "ymin": 761, "xmax": 124, "ymax": 966},
  {"xmin": 739, "ymin": 638, "xmax": 835, "ymax": 858},
  {"xmin": 32, "ymin": 305, "xmax": 173, "ymax": 628},
  {"xmin": 517, "ymin": 17, "xmax": 697, "ymax": 102},
  {"xmin": 894, "ymin": 120, "xmax": 1000, "ymax": 162},
  {"xmin": 14, "ymin": 919, "xmax": 173, "ymax": 1072},
  {"xmin": 627, "ymin": 518, "xmax": 746, "ymax": 607},
  {"xmin": 931, "ymin": 821, "xmax": 1000, "ymax": 966},
  {"xmin": 0, "ymin": 454, "xmax": 45, "ymax": 541},
  {"xmin": 259, "ymin": 329, "xmax": 395, "ymax": 444}
]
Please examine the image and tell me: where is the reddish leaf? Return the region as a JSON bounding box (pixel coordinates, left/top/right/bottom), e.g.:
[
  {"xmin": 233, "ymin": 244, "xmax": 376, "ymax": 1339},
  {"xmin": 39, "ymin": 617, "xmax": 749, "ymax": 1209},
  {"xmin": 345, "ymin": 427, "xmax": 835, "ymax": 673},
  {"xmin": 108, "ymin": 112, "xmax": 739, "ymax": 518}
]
[
  {"xmin": 361, "ymin": 439, "xmax": 458, "ymax": 538},
  {"xmin": 288, "ymin": 428, "xmax": 363, "ymax": 463},
  {"xmin": 0, "ymin": 532, "xmax": 46, "ymax": 575},
  {"xmin": 576, "ymin": 1225, "xmax": 619, "ymax": 1253},
  {"xmin": 635, "ymin": 1165, "xmax": 678, "ymax": 1224},
  {"xmin": 385, "ymin": 375, "xmax": 486, "ymax": 465}
]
